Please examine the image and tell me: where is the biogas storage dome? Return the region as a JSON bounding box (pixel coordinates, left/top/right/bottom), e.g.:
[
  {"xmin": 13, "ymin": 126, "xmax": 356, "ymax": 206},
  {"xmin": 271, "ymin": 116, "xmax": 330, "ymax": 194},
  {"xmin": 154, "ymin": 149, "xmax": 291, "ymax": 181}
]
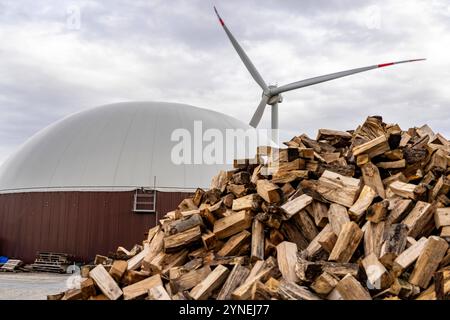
[{"xmin": 0, "ymin": 101, "xmax": 260, "ymax": 193}]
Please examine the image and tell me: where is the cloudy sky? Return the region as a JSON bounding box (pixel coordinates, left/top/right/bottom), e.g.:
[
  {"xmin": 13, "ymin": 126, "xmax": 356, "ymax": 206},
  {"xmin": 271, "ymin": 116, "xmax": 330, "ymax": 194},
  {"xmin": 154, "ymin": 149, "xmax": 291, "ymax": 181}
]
[{"xmin": 1, "ymin": 0, "xmax": 449, "ymax": 164}]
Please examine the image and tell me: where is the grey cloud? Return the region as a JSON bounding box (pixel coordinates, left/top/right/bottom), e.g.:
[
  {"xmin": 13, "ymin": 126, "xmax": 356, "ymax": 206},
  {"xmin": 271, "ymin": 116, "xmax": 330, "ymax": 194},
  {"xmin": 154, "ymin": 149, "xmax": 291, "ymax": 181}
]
[{"xmin": 0, "ymin": 0, "xmax": 449, "ymax": 164}]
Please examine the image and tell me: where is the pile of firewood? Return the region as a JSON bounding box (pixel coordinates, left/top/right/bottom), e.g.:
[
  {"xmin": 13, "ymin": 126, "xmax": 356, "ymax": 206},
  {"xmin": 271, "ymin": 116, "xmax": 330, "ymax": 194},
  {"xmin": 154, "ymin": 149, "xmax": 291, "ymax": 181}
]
[{"xmin": 54, "ymin": 116, "xmax": 450, "ymax": 300}]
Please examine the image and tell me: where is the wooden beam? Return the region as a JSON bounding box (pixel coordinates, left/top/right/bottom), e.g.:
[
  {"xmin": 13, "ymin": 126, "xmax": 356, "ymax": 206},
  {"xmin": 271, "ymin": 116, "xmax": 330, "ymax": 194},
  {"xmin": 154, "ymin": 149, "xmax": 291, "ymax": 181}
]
[
  {"xmin": 89, "ymin": 265, "xmax": 123, "ymax": 300},
  {"xmin": 280, "ymin": 194, "xmax": 313, "ymax": 220},
  {"xmin": 251, "ymin": 219, "xmax": 265, "ymax": 261},
  {"xmin": 213, "ymin": 210, "xmax": 253, "ymax": 239},
  {"xmin": 277, "ymin": 241, "xmax": 299, "ymax": 282},
  {"xmin": 348, "ymin": 185, "xmax": 377, "ymax": 220},
  {"xmin": 409, "ymin": 236, "xmax": 449, "ymax": 288},
  {"xmin": 189, "ymin": 265, "xmax": 230, "ymax": 300},
  {"xmin": 328, "ymin": 222, "xmax": 363, "ymax": 263},
  {"xmin": 122, "ymin": 274, "xmax": 163, "ymax": 300},
  {"xmin": 163, "ymin": 225, "xmax": 202, "ymax": 253}
]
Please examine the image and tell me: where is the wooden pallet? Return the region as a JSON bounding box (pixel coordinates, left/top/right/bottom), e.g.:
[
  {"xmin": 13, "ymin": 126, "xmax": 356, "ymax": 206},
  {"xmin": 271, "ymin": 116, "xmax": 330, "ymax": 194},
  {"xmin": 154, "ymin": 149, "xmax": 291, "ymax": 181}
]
[
  {"xmin": 31, "ymin": 251, "xmax": 72, "ymax": 273},
  {"xmin": 0, "ymin": 259, "xmax": 23, "ymax": 272}
]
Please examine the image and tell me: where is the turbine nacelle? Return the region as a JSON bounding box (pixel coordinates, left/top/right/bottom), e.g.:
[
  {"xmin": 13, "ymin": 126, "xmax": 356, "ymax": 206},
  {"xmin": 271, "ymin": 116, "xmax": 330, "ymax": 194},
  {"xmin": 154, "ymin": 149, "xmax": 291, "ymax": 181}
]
[{"xmin": 265, "ymin": 85, "xmax": 283, "ymax": 105}]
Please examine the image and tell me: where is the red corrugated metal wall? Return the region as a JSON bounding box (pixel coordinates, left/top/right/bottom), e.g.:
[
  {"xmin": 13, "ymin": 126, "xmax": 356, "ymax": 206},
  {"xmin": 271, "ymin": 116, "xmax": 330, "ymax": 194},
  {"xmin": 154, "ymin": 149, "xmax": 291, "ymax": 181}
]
[{"xmin": 0, "ymin": 190, "xmax": 191, "ymax": 263}]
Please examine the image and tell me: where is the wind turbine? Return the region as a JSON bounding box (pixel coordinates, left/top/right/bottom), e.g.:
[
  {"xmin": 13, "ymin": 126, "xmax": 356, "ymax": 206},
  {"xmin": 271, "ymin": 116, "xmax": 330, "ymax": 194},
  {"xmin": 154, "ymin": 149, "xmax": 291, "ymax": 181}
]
[{"xmin": 213, "ymin": 7, "xmax": 425, "ymax": 133}]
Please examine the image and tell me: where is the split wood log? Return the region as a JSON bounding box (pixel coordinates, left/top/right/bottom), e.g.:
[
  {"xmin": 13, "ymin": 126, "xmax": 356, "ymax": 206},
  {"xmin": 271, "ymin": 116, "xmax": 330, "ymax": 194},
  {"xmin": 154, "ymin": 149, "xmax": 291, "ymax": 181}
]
[
  {"xmin": 189, "ymin": 265, "xmax": 230, "ymax": 300},
  {"xmin": 122, "ymin": 274, "xmax": 162, "ymax": 300},
  {"xmin": 217, "ymin": 264, "xmax": 250, "ymax": 300},
  {"xmin": 327, "ymin": 203, "xmax": 350, "ymax": 236},
  {"xmin": 348, "ymin": 185, "xmax": 377, "ymax": 220},
  {"xmin": 163, "ymin": 226, "xmax": 201, "ymax": 253},
  {"xmin": 232, "ymin": 194, "xmax": 261, "ymax": 211},
  {"xmin": 256, "ymin": 179, "xmax": 282, "ymax": 203},
  {"xmin": 306, "ymin": 201, "xmax": 328, "ymax": 227},
  {"xmin": 363, "ymin": 221, "xmax": 385, "ymax": 258},
  {"xmin": 148, "ymin": 285, "xmax": 171, "ymax": 300},
  {"xmin": 409, "ymin": 236, "xmax": 449, "ymax": 288},
  {"xmin": 89, "ymin": 265, "xmax": 123, "ymax": 300},
  {"xmin": 360, "ymin": 162, "xmax": 386, "ymax": 198},
  {"xmin": 280, "ymin": 194, "xmax": 313, "ymax": 220},
  {"xmin": 310, "ymin": 272, "xmax": 339, "ymax": 295},
  {"xmin": 379, "ymin": 223, "xmax": 408, "ymax": 267},
  {"xmin": 331, "ymin": 274, "xmax": 371, "ymax": 300},
  {"xmin": 435, "ymin": 208, "xmax": 450, "ymax": 229},
  {"xmin": 329, "ymin": 222, "xmax": 363, "ymax": 263},
  {"xmin": 402, "ymin": 201, "xmax": 435, "ymax": 238},
  {"xmin": 278, "ymin": 280, "xmax": 321, "ymax": 300},
  {"xmin": 392, "ymin": 237, "xmax": 427, "ymax": 276},
  {"xmin": 276, "ymin": 241, "xmax": 299, "ymax": 282},
  {"xmin": 251, "ymin": 219, "xmax": 265, "ymax": 261},
  {"xmin": 362, "ymin": 253, "xmax": 393, "ymax": 290},
  {"xmin": 217, "ymin": 230, "xmax": 251, "ymax": 257},
  {"xmin": 213, "ymin": 210, "xmax": 253, "ymax": 239},
  {"xmin": 142, "ymin": 230, "xmax": 165, "ymax": 270},
  {"xmin": 166, "ymin": 214, "xmax": 204, "ymax": 235},
  {"xmin": 109, "ymin": 260, "xmax": 128, "ymax": 282},
  {"xmin": 170, "ymin": 265, "xmax": 211, "ymax": 294},
  {"xmin": 352, "ymin": 135, "xmax": 390, "ymax": 159},
  {"xmin": 316, "ymin": 171, "xmax": 361, "ymax": 208}
]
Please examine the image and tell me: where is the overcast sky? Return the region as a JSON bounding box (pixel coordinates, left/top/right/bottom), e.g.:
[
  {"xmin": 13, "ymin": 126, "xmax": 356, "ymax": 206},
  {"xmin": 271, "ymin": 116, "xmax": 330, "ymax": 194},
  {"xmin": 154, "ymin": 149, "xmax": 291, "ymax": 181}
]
[{"xmin": 1, "ymin": 0, "xmax": 449, "ymax": 164}]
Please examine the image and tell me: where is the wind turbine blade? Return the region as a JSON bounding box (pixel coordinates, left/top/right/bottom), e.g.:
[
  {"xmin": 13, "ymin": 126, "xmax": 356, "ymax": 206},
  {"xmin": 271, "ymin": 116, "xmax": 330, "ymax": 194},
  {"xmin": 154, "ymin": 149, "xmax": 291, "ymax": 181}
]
[
  {"xmin": 249, "ymin": 95, "xmax": 269, "ymax": 128},
  {"xmin": 214, "ymin": 6, "xmax": 268, "ymax": 91},
  {"xmin": 271, "ymin": 58, "xmax": 426, "ymax": 95}
]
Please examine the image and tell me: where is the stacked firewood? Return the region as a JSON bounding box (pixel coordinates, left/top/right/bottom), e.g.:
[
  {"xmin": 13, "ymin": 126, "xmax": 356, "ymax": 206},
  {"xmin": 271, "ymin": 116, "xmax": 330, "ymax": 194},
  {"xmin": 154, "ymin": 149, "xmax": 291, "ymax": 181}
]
[{"xmin": 54, "ymin": 116, "xmax": 450, "ymax": 300}]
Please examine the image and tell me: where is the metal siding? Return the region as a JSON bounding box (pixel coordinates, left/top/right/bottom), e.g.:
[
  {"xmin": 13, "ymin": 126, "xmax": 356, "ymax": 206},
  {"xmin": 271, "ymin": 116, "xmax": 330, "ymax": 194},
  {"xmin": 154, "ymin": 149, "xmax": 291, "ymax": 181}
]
[{"xmin": 0, "ymin": 190, "xmax": 191, "ymax": 262}]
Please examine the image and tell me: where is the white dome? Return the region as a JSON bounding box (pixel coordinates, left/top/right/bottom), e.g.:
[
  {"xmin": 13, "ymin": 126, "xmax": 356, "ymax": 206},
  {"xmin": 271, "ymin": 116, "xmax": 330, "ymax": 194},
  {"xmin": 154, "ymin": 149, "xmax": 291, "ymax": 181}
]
[{"xmin": 0, "ymin": 101, "xmax": 257, "ymax": 193}]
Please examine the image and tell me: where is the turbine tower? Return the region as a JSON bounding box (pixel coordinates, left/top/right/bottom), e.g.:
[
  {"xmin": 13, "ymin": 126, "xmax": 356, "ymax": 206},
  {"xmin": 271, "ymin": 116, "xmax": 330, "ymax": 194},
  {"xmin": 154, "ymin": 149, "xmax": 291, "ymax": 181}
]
[{"xmin": 214, "ymin": 7, "xmax": 425, "ymax": 133}]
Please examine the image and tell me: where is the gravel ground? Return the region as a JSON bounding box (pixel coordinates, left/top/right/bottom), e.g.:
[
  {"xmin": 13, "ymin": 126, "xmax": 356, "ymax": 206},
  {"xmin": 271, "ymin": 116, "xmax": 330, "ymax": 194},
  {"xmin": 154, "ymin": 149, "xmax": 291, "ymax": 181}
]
[{"xmin": 0, "ymin": 272, "xmax": 73, "ymax": 300}]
